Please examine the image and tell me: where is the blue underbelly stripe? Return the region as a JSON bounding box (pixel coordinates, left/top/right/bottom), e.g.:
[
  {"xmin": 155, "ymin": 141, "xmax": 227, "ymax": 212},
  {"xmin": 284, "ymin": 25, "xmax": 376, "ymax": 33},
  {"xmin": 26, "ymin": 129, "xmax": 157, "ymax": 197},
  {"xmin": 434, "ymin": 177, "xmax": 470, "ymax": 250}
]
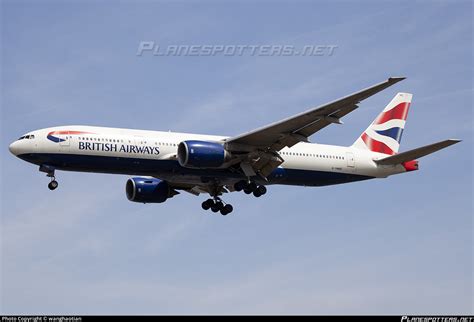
[{"xmin": 17, "ymin": 153, "xmax": 374, "ymax": 187}]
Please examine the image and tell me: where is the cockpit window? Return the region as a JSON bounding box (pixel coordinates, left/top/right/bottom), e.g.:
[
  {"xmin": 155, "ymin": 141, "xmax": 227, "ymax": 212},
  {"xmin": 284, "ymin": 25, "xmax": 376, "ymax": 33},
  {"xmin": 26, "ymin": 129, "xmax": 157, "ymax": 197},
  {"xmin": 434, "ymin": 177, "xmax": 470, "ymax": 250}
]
[{"xmin": 18, "ymin": 134, "xmax": 35, "ymax": 140}]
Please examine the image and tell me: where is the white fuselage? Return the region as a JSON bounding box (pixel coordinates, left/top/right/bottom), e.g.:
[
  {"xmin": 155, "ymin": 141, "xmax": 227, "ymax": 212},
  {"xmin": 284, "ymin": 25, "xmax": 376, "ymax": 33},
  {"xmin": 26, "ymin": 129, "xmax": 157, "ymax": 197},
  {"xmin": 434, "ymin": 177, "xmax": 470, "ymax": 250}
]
[{"xmin": 9, "ymin": 125, "xmax": 408, "ymax": 187}]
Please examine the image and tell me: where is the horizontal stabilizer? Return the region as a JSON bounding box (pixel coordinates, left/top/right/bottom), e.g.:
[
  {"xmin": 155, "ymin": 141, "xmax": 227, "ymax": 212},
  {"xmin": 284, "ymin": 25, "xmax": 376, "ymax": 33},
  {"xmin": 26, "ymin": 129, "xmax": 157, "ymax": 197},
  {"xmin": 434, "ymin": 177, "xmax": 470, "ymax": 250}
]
[{"xmin": 374, "ymin": 139, "xmax": 461, "ymax": 165}]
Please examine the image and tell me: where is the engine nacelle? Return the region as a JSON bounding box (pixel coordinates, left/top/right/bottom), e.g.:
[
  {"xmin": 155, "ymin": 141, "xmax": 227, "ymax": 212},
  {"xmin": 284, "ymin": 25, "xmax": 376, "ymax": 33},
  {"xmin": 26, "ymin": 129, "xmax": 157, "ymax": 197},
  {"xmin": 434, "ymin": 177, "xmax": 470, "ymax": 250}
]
[
  {"xmin": 126, "ymin": 177, "xmax": 172, "ymax": 203},
  {"xmin": 177, "ymin": 140, "xmax": 230, "ymax": 168}
]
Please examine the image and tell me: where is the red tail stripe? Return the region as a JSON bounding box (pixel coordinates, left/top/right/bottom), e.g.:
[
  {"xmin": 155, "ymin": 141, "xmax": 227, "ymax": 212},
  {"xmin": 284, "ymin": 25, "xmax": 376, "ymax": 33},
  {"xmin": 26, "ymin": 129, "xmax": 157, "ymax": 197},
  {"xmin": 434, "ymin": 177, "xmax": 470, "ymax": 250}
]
[
  {"xmin": 361, "ymin": 133, "xmax": 395, "ymax": 155},
  {"xmin": 374, "ymin": 102, "xmax": 410, "ymax": 125}
]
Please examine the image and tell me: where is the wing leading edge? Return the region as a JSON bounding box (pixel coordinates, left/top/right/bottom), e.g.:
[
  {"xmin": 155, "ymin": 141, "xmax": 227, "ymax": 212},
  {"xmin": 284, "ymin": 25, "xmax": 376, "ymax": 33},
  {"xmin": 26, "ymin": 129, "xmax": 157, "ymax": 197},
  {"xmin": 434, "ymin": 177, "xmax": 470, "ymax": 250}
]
[
  {"xmin": 225, "ymin": 77, "xmax": 406, "ymax": 152},
  {"xmin": 223, "ymin": 77, "xmax": 406, "ymax": 177}
]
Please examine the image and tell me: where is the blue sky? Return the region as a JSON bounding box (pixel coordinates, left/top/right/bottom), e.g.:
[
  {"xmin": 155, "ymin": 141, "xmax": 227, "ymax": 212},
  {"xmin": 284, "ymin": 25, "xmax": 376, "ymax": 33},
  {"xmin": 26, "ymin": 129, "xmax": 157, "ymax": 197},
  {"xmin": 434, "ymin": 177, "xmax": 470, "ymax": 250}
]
[{"xmin": 1, "ymin": 0, "xmax": 472, "ymax": 315}]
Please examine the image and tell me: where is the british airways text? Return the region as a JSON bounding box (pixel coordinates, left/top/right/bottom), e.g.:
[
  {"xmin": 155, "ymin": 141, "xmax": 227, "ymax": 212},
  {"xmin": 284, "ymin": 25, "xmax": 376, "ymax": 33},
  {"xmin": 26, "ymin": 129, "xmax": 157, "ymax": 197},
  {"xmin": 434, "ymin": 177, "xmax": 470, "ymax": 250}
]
[{"xmin": 78, "ymin": 141, "xmax": 160, "ymax": 155}]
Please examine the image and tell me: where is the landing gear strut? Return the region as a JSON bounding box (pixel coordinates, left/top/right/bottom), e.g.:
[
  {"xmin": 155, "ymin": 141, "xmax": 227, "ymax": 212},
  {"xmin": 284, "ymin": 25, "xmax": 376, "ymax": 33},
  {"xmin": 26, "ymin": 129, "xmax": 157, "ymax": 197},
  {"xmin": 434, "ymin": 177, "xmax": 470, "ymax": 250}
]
[
  {"xmin": 234, "ymin": 180, "xmax": 266, "ymax": 197},
  {"xmin": 201, "ymin": 197, "xmax": 233, "ymax": 216},
  {"xmin": 40, "ymin": 165, "xmax": 58, "ymax": 191}
]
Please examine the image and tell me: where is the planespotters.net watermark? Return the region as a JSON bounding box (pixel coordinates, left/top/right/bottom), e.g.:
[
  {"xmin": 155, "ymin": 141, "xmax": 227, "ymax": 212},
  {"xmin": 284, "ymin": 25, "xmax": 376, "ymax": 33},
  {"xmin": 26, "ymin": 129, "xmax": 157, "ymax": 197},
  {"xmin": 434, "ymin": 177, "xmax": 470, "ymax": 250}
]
[
  {"xmin": 401, "ymin": 317, "xmax": 474, "ymax": 322},
  {"xmin": 136, "ymin": 41, "xmax": 338, "ymax": 57}
]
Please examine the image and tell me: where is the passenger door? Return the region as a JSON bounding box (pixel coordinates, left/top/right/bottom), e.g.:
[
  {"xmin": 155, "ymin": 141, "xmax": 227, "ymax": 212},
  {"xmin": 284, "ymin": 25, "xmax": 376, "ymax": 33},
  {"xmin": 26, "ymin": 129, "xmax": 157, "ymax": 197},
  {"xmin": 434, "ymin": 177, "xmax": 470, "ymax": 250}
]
[
  {"xmin": 346, "ymin": 152, "xmax": 355, "ymax": 170},
  {"xmin": 59, "ymin": 131, "xmax": 70, "ymax": 148}
]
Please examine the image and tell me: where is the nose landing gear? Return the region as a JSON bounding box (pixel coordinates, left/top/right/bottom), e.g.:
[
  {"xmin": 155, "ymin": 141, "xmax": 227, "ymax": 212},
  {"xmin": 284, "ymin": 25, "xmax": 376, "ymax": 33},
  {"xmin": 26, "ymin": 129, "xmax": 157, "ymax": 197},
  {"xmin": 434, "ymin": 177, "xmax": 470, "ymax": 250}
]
[
  {"xmin": 48, "ymin": 179, "xmax": 59, "ymax": 190},
  {"xmin": 40, "ymin": 165, "xmax": 59, "ymax": 191}
]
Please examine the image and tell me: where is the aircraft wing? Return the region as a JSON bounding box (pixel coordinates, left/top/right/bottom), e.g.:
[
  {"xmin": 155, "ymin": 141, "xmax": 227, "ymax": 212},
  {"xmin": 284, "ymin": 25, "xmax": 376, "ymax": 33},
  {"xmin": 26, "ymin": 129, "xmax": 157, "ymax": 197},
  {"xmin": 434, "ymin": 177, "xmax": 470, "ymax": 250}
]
[
  {"xmin": 225, "ymin": 77, "xmax": 405, "ymax": 152},
  {"xmin": 155, "ymin": 179, "xmax": 230, "ymax": 197},
  {"xmin": 224, "ymin": 77, "xmax": 406, "ymax": 177}
]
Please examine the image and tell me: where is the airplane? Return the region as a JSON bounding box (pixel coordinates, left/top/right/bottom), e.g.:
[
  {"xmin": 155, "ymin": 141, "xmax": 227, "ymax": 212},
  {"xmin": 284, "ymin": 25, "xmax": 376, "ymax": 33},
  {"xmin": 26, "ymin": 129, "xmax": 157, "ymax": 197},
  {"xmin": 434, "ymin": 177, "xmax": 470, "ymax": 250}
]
[{"xmin": 8, "ymin": 77, "xmax": 460, "ymax": 215}]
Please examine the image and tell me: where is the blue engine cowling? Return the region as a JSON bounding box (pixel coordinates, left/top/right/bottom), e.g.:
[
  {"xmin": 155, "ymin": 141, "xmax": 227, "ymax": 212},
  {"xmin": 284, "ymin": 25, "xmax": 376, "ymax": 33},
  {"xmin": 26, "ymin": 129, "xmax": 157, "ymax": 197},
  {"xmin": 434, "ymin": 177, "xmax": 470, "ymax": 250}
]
[
  {"xmin": 126, "ymin": 177, "xmax": 172, "ymax": 203},
  {"xmin": 177, "ymin": 140, "xmax": 229, "ymax": 168}
]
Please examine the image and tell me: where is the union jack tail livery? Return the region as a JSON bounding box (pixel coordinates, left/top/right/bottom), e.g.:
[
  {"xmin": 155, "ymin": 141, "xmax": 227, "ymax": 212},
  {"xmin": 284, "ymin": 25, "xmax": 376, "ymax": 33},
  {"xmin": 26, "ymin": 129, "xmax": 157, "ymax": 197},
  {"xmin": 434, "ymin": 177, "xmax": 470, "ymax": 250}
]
[{"xmin": 352, "ymin": 92, "xmax": 412, "ymax": 155}]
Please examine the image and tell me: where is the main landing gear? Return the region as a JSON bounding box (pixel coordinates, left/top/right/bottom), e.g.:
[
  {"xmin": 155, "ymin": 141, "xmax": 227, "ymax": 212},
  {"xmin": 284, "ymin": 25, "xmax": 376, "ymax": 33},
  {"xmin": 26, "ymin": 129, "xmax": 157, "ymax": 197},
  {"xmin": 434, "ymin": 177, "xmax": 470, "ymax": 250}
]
[
  {"xmin": 201, "ymin": 198, "xmax": 233, "ymax": 216},
  {"xmin": 233, "ymin": 180, "xmax": 267, "ymax": 197}
]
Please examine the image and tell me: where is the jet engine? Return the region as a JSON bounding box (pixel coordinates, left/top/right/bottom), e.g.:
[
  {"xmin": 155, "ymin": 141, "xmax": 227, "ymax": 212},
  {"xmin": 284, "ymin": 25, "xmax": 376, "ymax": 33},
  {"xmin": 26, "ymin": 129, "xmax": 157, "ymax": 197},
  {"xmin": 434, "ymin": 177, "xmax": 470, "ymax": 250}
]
[
  {"xmin": 125, "ymin": 177, "xmax": 175, "ymax": 203},
  {"xmin": 177, "ymin": 140, "xmax": 230, "ymax": 168}
]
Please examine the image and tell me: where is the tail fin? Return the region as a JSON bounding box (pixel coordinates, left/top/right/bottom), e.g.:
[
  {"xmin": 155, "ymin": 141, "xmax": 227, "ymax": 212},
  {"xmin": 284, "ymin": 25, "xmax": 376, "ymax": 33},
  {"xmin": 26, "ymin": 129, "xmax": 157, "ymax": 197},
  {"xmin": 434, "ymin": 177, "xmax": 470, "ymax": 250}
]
[{"xmin": 352, "ymin": 92, "xmax": 412, "ymax": 155}]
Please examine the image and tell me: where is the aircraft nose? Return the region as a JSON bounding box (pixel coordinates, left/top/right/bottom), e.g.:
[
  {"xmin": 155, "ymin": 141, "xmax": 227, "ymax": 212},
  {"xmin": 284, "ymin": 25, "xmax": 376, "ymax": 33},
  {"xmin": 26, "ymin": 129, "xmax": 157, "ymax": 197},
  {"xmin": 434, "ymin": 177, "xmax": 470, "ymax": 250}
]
[{"xmin": 9, "ymin": 141, "xmax": 20, "ymax": 156}]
